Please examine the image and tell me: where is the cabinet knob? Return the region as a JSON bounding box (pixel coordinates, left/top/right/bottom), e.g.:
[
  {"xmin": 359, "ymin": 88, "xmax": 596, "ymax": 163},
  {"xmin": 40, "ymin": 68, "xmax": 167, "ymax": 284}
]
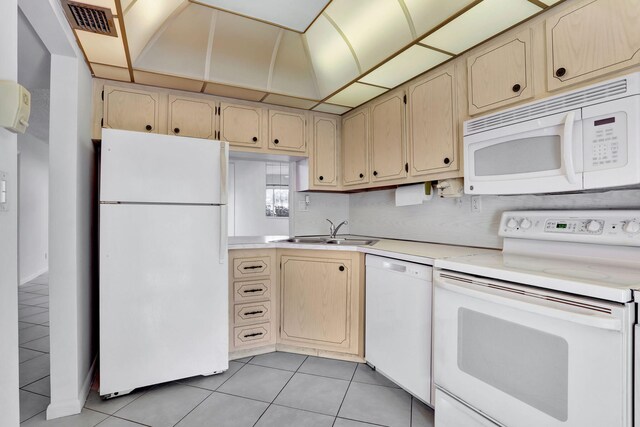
[
  {"xmin": 273, "ymin": 139, "xmax": 279, "ymax": 144},
  {"xmin": 512, "ymin": 83, "xmax": 521, "ymax": 92},
  {"xmin": 339, "ymin": 266, "xmax": 345, "ymax": 272},
  {"xmin": 145, "ymin": 124, "xmax": 152, "ymax": 131},
  {"xmin": 252, "ymin": 136, "xmax": 258, "ymax": 142},
  {"xmin": 319, "ymin": 176, "xmax": 324, "ymax": 181},
  {"xmin": 373, "ymin": 171, "xmax": 378, "ymax": 176},
  {"xmin": 555, "ymin": 67, "xmax": 567, "ymax": 77},
  {"xmin": 173, "ymin": 127, "xmax": 180, "ymax": 134},
  {"xmin": 444, "ymin": 157, "xmax": 450, "ymax": 165},
  {"xmin": 359, "ymin": 173, "xmax": 364, "ymax": 179}
]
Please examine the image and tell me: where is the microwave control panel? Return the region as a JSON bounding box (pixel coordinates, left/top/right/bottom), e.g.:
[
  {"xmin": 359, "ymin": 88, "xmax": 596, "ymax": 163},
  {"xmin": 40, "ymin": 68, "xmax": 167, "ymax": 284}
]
[{"xmin": 583, "ymin": 111, "xmax": 627, "ymax": 171}]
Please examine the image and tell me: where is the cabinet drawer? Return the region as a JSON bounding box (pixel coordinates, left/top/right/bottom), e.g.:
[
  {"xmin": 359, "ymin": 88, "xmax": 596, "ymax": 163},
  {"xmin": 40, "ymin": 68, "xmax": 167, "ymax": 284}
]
[
  {"xmin": 233, "ymin": 256, "xmax": 271, "ymax": 279},
  {"xmin": 233, "ymin": 323, "xmax": 272, "ymax": 347},
  {"xmin": 234, "ymin": 302, "xmax": 271, "ymax": 325},
  {"xmin": 233, "ymin": 279, "xmax": 272, "ymax": 303}
]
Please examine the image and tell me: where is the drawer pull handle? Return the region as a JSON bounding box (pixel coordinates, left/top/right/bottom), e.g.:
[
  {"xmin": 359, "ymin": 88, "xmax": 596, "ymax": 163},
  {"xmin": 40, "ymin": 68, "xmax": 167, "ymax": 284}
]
[
  {"xmin": 243, "ymin": 288, "xmax": 263, "ymax": 293},
  {"xmin": 244, "ymin": 310, "xmax": 264, "ymax": 316},
  {"xmin": 244, "ymin": 332, "xmax": 264, "ymax": 338},
  {"xmin": 243, "ymin": 265, "xmax": 263, "ymax": 270}
]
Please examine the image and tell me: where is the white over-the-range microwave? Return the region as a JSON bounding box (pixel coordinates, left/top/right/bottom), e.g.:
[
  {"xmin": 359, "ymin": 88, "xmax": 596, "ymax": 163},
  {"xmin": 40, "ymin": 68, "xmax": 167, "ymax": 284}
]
[{"xmin": 463, "ymin": 72, "xmax": 640, "ymax": 195}]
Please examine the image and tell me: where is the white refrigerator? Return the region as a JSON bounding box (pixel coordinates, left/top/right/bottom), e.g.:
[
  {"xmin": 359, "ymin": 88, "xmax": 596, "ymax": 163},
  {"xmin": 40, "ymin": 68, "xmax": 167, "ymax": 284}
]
[{"xmin": 99, "ymin": 129, "xmax": 229, "ymax": 398}]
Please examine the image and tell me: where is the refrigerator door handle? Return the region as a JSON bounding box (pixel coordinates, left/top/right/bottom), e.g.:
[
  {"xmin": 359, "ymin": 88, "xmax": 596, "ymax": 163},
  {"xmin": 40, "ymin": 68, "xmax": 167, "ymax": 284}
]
[
  {"xmin": 220, "ymin": 142, "xmax": 229, "ymax": 205},
  {"xmin": 220, "ymin": 205, "xmax": 228, "ymax": 264}
]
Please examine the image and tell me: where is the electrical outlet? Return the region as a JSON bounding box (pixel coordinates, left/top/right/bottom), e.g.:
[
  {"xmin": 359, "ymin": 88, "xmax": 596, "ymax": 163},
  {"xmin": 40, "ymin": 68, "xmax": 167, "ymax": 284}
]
[
  {"xmin": 297, "ymin": 200, "xmax": 308, "ymax": 212},
  {"xmin": 471, "ymin": 196, "xmax": 482, "ymax": 213}
]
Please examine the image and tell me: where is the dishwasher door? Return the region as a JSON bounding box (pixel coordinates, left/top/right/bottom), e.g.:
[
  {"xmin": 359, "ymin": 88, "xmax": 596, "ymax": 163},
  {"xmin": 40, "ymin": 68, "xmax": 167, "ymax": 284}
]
[{"xmin": 365, "ymin": 255, "xmax": 433, "ymax": 404}]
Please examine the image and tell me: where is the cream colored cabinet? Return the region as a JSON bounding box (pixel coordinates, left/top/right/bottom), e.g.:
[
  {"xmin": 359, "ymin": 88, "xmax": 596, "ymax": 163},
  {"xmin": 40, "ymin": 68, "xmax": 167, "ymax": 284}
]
[
  {"xmin": 546, "ymin": 0, "xmax": 640, "ymax": 91},
  {"xmin": 467, "ymin": 30, "xmax": 533, "ymax": 115},
  {"xmin": 408, "ymin": 65, "xmax": 458, "ymax": 177},
  {"xmin": 219, "ymin": 102, "xmax": 263, "ymax": 148},
  {"xmin": 370, "ymin": 90, "xmax": 407, "ymax": 183},
  {"xmin": 341, "ymin": 109, "xmax": 369, "ymax": 187},
  {"xmin": 311, "ymin": 115, "xmax": 339, "ymax": 188},
  {"xmin": 168, "ymin": 95, "xmax": 216, "ymax": 139},
  {"xmin": 103, "ymin": 85, "xmax": 160, "ymax": 133},
  {"xmin": 268, "ymin": 110, "xmax": 306, "ymax": 153},
  {"xmin": 279, "ymin": 250, "xmax": 364, "ymax": 356}
]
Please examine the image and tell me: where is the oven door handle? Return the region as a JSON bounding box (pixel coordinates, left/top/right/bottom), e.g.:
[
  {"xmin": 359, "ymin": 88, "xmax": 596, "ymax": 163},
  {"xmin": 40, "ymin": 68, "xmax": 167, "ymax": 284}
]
[
  {"xmin": 563, "ymin": 111, "xmax": 579, "ymax": 185},
  {"xmin": 437, "ymin": 277, "xmax": 622, "ymax": 331}
]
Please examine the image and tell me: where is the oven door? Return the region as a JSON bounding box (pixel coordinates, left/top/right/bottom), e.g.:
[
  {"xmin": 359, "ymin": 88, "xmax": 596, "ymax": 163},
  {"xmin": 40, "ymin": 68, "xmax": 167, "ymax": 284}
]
[
  {"xmin": 464, "ymin": 109, "xmax": 583, "ymax": 195},
  {"xmin": 434, "ymin": 270, "xmax": 633, "ymax": 427}
]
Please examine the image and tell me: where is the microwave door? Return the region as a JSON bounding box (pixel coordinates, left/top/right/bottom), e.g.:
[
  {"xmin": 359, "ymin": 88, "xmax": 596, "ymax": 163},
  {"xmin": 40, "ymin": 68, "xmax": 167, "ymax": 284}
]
[{"xmin": 464, "ymin": 109, "xmax": 584, "ymax": 195}]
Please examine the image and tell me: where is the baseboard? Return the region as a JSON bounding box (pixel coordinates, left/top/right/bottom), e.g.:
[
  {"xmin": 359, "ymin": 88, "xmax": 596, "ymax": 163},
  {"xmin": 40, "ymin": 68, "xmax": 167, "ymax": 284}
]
[
  {"xmin": 46, "ymin": 356, "xmax": 97, "ymax": 420},
  {"xmin": 19, "ymin": 268, "xmax": 49, "ymax": 286}
]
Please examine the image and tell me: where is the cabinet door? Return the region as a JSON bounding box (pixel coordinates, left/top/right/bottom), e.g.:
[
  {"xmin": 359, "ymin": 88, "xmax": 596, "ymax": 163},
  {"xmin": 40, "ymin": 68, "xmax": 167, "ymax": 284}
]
[
  {"xmin": 546, "ymin": 0, "xmax": 640, "ymax": 91},
  {"xmin": 168, "ymin": 95, "xmax": 216, "ymax": 139},
  {"xmin": 219, "ymin": 102, "xmax": 262, "ymax": 148},
  {"xmin": 370, "ymin": 90, "xmax": 406, "ymax": 183},
  {"xmin": 103, "ymin": 85, "xmax": 159, "ymax": 133},
  {"xmin": 467, "ymin": 30, "xmax": 533, "ymax": 115},
  {"xmin": 280, "ymin": 254, "xmax": 356, "ymax": 353},
  {"xmin": 408, "ymin": 66, "xmax": 458, "ymax": 176},
  {"xmin": 312, "ymin": 116, "xmax": 338, "ymax": 187},
  {"xmin": 268, "ymin": 110, "xmax": 306, "ymax": 153},
  {"xmin": 342, "ymin": 109, "xmax": 369, "ymax": 186}
]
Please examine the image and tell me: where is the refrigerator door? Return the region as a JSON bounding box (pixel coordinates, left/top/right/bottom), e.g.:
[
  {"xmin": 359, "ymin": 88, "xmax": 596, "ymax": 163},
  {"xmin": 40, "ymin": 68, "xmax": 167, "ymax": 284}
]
[
  {"xmin": 100, "ymin": 129, "xmax": 227, "ymax": 205},
  {"xmin": 99, "ymin": 203, "xmax": 228, "ymax": 396}
]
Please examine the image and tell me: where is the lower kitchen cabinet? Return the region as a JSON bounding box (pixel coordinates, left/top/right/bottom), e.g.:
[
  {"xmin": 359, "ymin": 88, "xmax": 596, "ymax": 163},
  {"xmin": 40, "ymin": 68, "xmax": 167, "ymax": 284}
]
[{"xmin": 278, "ymin": 250, "xmax": 364, "ymax": 357}]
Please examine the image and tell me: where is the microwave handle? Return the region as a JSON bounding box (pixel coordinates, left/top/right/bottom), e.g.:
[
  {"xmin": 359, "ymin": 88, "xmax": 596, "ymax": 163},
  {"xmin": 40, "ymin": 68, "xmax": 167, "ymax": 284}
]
[{"xmin": 563, "ymin": 111, "xmax": 579, "ymax": 185}]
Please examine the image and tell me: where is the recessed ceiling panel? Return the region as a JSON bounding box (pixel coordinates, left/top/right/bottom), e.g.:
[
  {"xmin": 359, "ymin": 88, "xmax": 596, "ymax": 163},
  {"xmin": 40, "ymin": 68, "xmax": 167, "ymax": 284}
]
[
  {"xmin": 325, "ymin": 0, "xmax": 413, "ymax": 72},
  {"xmin": 270, "ymin": 31, "xmax": 320, "ymax": 100},
  {"xmin": 359, "ymin": 45, "xmax": 450, "ymax": 88},
  {"xmin": 304, "ymin": 14, "xmax": 360, "ymax": 98},
  {"xmin": 134, "ymin": 4, "xmax": 211, "ymax": 80},
  {"xmin": 326, "ymin": 82, "xmax": 387, "ymax": 108},
  {"xmin": 203, "ymin": 82, "xmax": 266, "ymax": 101},
  {"xmin": 312, "ymin": 103, "xmax": 351, "ymax": 115},
  {"xmin": 76, "ymin": 17, "xmax": 127, "ymax": 67},
  {"xmin": 420, "ymin": 0, "xmax": 541, "ymax": 54},
  {"xmin": 540, "ymin": 0, "xmax": 562, "ymax": 4},
  {"xmin": 193, "ymin": 0, "xmax": 330, "ymax": 32},
  {"xmin": 403, "ymin": 0, "xmax": 476, "ymax": 37},
  {"xmin": 263, "ymin": 94, "xmax": 318, "ymax": 109},
  {"xmin": 134, "ymin": 70, "xmax": 204, "ymax": 92},
  {"xmin": 92, "ymin": 63, "xmax": 131, "ymax": 82}
]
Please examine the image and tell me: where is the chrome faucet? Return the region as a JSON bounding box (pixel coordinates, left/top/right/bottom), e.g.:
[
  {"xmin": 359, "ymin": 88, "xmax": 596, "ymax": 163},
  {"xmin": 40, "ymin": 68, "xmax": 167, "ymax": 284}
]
[{"xmin": 326, "ymin": 219, "xmax": 349, "ymax": 239}]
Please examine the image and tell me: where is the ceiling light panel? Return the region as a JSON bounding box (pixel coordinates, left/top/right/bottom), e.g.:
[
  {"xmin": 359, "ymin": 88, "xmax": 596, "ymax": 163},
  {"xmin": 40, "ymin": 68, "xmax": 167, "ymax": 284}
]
[
  {"xmin": 325, "ymin": 0, "xmax": 413, "ymax": 72},
  {"xmin": 194, "ymin": 0, "xmax": 330, "ymax": 32},
  {"xmin": 76, "ymin": 17, "xmax": 127, "ymax": 67},
  {"xmin": 420, "ymin": 0, "xmax": 542, "ymax": 54},
  {"xmin": 312, "ymin": 103, "xmax": 352, "ymax": 115},
  {"xmin": 359, "ymin": 45, "xmax": 450, "ymax": 88},
  {"xmin": 305, "ymin": 14, "xmax": 360, "ymax": 98},
  {"xmin": 326, "ymin": 82, "xmax": 387, "ymax": 108},
  {"xmin": 403, "ymin": 0, "xmax": 476, "ymax": 37}
]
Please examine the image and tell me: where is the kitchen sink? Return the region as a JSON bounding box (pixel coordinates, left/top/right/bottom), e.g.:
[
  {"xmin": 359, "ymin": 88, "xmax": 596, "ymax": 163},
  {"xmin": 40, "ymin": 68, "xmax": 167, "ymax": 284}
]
[
  {"xmin": 281, "ymin": 237, "xmax": 329, "ymax": 244},
  {"xmin": 325, "ymin": 239, "xmax": 376, "ymax": 246},
  {"xmin": 277, "ymin": 237, "xmax": 377, "ymax": 246}
]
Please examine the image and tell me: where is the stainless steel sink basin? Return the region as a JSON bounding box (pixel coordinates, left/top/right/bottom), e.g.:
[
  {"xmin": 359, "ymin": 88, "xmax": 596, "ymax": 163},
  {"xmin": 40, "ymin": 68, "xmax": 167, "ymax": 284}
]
[
  {"xmin": 277, "ymin": 237, "xmax": 377, "ymax": 246},
  {"xmin": 281, "ymin": 237, "xmax": 328, "ymax": 244},
  {"xmin": 325, "ymin": 239, "xmax": 376, "ymax": 246}
]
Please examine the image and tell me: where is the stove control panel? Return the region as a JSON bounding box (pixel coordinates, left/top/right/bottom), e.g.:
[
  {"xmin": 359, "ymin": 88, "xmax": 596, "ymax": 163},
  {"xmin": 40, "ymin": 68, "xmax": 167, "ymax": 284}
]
[{"xmin": 499, "ymin": 210, "xmax": 640, "ymax": 246}]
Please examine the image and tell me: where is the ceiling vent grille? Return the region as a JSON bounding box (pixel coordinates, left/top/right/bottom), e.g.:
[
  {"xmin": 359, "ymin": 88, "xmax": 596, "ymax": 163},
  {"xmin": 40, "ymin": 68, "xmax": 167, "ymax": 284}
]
[{"xmin": 61, "ymin": 0, "xmax": 118, "ymax": 37}]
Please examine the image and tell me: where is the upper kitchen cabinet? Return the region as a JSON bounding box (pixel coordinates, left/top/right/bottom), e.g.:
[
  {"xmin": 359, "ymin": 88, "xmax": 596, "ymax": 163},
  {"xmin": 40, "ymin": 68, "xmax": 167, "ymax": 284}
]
[
  {"xmin": 467, "ymin": 30, "xmax": 533, "ymax": 115},
  {"xmin": 408, "ymin": 64, "xmax": 458, "ymax": 177},
  {"xmin": 546, "ymin": 0, "xmax": 640, "ymax": 91},
  {"xmin": 168, "ymin": 95, "xmax": 216, "ymax": 139},
  {"xmin": 312, "ymin": 115, "xmax": 339, "ymax": 188},
  {"xmin": 370, "ymin": 90, "xmax": 406, "ymax": 183},
  {"xmin": 342, "ymin": 109, "xmax": 370, "ymax": 187},
  {"xmin": 268, "ymin": 110, "xmax": 307, "ymax": 153},
  {"xmin": 219, "ymin": 102, "xmax": 263, "ymax": 148},
  {"xmin": 103, "ymin": 85, "xmax": 160, "ymax": 133}
]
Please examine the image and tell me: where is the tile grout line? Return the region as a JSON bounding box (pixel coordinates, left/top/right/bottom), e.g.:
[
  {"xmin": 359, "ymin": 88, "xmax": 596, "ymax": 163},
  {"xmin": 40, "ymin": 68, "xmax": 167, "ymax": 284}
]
[{"xmin": 333, "ymin": 361, "xmax": 359, "ymax": 425}]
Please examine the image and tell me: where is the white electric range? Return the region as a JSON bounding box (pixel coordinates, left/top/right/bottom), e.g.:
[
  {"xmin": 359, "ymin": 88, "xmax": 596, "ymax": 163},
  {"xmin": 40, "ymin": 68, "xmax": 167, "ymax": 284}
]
[{"xmin": 433, "ymin": 210, "xmax": 640, "ymax": 427}]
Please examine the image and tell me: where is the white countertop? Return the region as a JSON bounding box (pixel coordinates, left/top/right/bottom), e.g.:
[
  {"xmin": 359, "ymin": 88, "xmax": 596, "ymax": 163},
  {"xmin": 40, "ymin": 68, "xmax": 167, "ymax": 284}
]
[{"xmin": 228, "ymin": 235, "xmax": 497, "ymax": 265}]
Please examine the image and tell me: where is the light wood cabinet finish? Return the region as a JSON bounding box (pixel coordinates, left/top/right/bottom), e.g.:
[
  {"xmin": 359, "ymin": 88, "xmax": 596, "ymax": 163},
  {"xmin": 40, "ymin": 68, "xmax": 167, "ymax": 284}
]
[
  {"xmin": 219, "ymin": 102, "xmax": 263, "ymax": 148},
  {"xmin": 408, "ymin": 65, "xmax": 458, "ymax": 177},
  {"xmin": 232, "ymin": 255, "xmax": 271, "ymax": 279},
  {"xmin": 279, "ymin": 250, "xmax": 364, "ymax": 355},
  {"xmin": 268, "ymin": 110, "xmax": 306, "ymax": 153},
  {"xmin": 103, "ymin": 85, "xmax": 160, "ymax": 133},
  {"xmin": 234, "ymin": 301, "xmax": 271, "ymax": 325},
  {"xmin": 312, "ymin": 116, "xmax": 339, "ymax": 187},
  {"xmin": 342, "ymin": 109, "xmax": 370, "ymax": 187},
  {"xmin": 233, "ymin": 323, "xmax": 272, "ymax": 347},
  {"xmin": 370, "ymin": 90, "xmax": 407, "ymax": 183},
  {"xmin": 233, "ymin": 279, "xmax": 272, "ymax": 303},
  {"xmin": 467, "ymin": 30, "xmax": 533, "ymax": 115},
  {"xmin": 168, "ymin": 95, "xmax": 216, "ymax": 139},
  {"xmin": 546, "ymin": 0, "xmax": 640, "ymax": 91}
]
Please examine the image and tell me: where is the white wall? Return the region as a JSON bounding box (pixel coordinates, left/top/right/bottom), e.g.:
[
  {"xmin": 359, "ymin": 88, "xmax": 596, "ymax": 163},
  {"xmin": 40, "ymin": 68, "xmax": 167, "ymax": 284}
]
[
  {"xmin": 350, "ymin": 188, "xmax": 640, "ymax": 249},
  {"xmin": 18, "ymin": 133, "xmax": 49, "ymax": 283},
  {"xmin": 0, "ymin": 0, "xmax": 20, "ymax": 424},
  {"xmin": 230, "ymin": 160, "xmax": 289, "ymax": 236},
  {"xmin": 292, "ymin": 191, "xmax": 350, "ymax": 236}
]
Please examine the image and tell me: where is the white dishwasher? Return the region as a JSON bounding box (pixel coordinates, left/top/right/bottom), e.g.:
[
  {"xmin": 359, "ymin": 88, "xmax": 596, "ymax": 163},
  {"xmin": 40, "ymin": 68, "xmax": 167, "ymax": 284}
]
[{"xmin": 365, "ymin": 255, "xmax": 433, "ymax": 404}]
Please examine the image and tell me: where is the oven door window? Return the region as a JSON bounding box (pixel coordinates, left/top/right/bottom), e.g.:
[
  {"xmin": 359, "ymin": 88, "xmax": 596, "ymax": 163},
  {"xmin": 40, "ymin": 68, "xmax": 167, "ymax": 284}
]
[
  {"xmin": 473, "ymin": 136, "xmax": 561, "ymax": 176},
  {"xmin": 458, "ymin": 308, "xmax": 569, "ymax": 421}
]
